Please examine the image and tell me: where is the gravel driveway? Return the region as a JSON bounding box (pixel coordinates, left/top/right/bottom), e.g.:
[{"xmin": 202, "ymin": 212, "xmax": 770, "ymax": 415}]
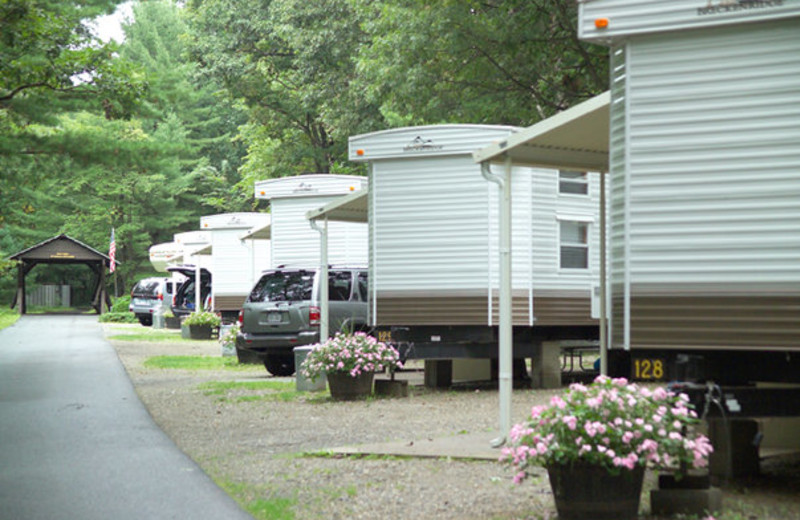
[{"xmin": 105, "ymin": 324, "xmax": 800, "ymax": 520}]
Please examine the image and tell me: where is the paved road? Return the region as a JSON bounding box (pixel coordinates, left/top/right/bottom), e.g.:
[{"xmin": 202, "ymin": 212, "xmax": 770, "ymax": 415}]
[{"xmin": 0, "ymin": 315, "xmax": 253, "ymax": 520}]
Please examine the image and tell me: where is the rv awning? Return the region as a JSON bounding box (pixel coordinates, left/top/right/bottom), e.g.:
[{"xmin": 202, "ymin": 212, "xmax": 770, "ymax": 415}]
[
  {"xmin": 472, "ymin": 91, "xmax": 610, "ymax": 172},
  {"xmin": 194, "ymin": 244, "xmax": 212, "ymax": 255},
  {"xmin": 240, "ymin": 223, "xmax": 272, "ymax": 241},
  {"xmin": 306, "ymin": 189, "xmax": 368, "ymax": 223}
]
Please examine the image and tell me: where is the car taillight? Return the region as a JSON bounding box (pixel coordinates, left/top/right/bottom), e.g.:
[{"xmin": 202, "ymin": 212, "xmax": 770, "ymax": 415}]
[
  {"xmin": 237, "ymin": 309, "xmax": 244, "ymax": 326},
  {"xmin": 157, "ymin": 291, "xmax": 163, "ymax": 301},
  {"xmin": 309, "ymin": 306, "xmax": 320, "ymax": 326}
]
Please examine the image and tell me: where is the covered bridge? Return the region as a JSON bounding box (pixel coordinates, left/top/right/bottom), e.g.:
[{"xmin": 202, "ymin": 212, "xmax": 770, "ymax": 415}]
[{"xmin": 8, "ymin": 234, "xmax": 114, "ymax": 314}]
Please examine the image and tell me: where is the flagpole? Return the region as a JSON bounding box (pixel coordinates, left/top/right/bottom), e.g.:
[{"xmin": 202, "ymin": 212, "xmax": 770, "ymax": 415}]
[{"xmin": 109, "ymin": 227, "xmax": 118, "ymax": 303}]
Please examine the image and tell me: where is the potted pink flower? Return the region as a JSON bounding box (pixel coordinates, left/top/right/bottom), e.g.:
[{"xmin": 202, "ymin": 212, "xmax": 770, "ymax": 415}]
[
  {"xmin": 300, "ymin": 332, "xmax": 403, "ymax": 400},
  {"xmin": 501, "ymin": 375, "xmax": 713, "ymax": 520}
]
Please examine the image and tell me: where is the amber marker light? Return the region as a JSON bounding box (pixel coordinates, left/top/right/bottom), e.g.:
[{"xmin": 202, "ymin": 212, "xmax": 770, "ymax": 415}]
[
  {"xmin": 259, "ymin": 190, "xmax": 265, "ymax": 196},
  {"xmin": 595, "ymin": 18, "xmax": 609, "ymax": 29},
  {"xmin": 356, "ymin": 149, "xmax": 365, "ymax": 156}
]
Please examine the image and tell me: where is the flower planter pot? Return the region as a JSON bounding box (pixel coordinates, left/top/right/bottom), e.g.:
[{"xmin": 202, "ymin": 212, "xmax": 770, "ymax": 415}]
[
  {"xmin": 188, "ymin": 324, "xmax": 213, "ymax": 340},
  {"xmin": 326, "ymin": 371, "xmax": 374, "ymax": 401},
  {"xmin": 164, "ymin": 316, "xmax": 181, "ymax": 329},
  {"xmin": 547, "ymin": 463, "xmax": 645, "ymax": 520}
]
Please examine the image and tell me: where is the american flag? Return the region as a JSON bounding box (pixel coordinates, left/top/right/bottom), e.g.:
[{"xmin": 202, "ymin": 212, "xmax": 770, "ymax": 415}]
[{"xmin": 109, "ymin": 228, "xmax": 116, "ymax": 273}]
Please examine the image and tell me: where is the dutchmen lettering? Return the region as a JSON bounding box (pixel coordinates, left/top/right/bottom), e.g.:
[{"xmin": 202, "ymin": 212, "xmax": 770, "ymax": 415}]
[{"xmin": 698, "ymin": 0, "xmax": 784, "ymax": 16}]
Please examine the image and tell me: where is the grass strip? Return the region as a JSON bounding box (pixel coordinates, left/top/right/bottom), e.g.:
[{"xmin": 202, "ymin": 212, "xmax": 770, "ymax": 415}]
[
  {"xmin": 109, "ymin": 330, "xmax": 186, "ymax": 342},
  {"xmin": 0, "ymin": 309, "xmax": 20, "ymax": 331},
  {"xmin": 216, "ymin": 479, "xmax": 296, "ymax": 520},
  {"xmin": 144, "ymin": 355, "xmax": 254, "ymax": 371},
  {"xmin": 198, "ymin": 380, "xmax": 322, "ymax": 403}
]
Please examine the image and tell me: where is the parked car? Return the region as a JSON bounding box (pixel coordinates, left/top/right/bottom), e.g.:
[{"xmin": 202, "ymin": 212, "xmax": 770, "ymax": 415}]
[
  {"xmin": 167, "ymin": 265, "xmax": 212, "ymax": 319},
  {"xmin": 237, "ymin": 267, "xmax": 369, "ymax": 376},
  {"xmin": 129, "ymin": 277, "xmax": 179, "ymax": 326}
]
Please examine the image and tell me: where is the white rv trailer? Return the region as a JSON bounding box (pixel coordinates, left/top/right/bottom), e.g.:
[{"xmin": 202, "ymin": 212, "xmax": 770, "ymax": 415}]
[
  {"xmin": 575, "ymin": 2, "xmax": 800, "ymax": 392},
  {"xmin": 253, "ymin": 174, "xmax": 368, "ymax": 267},
  {"xmin": 172, "ymin": 231, "xmax": 212, "ymax": 269},
  {"xmin": 474, "ymin": 3, "xmax": 800, "ymax": 449},
  {"xmin": 348, "ymin": 125, "xmax": 603, "ymax": 369},
  {"xmin": 148, "ymin": 242, "xmax": 183, "ymax": 272},
  {"xmin": 149, "ymin": 231, "xmax": 211, "ymax": 274},
  {"xmin": 198, "ymin": 212, "xmax": 271, "ymax": 317}
]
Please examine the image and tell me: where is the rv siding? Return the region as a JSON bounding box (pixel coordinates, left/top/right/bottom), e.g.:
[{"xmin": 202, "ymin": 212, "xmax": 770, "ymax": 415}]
[
  {"xmin": 609, "ymin": 19, "xmax": 800, "ymax": 349},
  {"xmin": 579, "ymin": 0, "xmax": 800, "ymax": 42},
  {"xmin": 363, "ymin": 126, "xmax": 602, "ymax": 327},
  {"xmin": 630, "ymin": 295, "xmax": 800, "ymax": 350},
  {"xmin": 173, "ymin": 231, "xmax": 212, "ymax": 270},
  {"xmin": 488, "ymin": 169, "xmax": 602, "ymax": 293},
  {"xmin": 371, "ymin": 155, "xmax": 490, "ymax": 292},
  {"xmin": 199, "ymin": 213, "xmax": 271, "ymax": 310},
  {"xmin": 375, "ymin": 291, "xmax": 596, "ymax": 327},
  {"xmin": 609, "ymin": 44, "xmax": 629, "ymax": 348},
  {"xmin": 271, "ymin": 197, "xmax": 368, "ymax": 267}
]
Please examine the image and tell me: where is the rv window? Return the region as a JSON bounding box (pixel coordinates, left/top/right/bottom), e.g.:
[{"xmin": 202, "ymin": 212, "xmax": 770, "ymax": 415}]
[
  {"xmin": 249, "ymin": 271, "xmax": 313, "ymax": 302},
  {"xmin": 559, "ymin": 171, "xmax": 588, "ymax": 195},
  {"xmin": 560, "ymin": 221, "xmax": 589, "ymax": 269},
  {"xmin": 328, "ymin": 271, "xmax": 353, "ymax": 301}
]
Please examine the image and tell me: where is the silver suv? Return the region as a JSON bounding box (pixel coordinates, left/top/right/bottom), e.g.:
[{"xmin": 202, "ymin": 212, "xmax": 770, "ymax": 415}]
[
  {"xmin": 129, "ymin": 277, "xmax": 178, "ymax": 326},
  {"xmin": 236, "ymin": 267, "xmax": 368, "ymax": 376}
]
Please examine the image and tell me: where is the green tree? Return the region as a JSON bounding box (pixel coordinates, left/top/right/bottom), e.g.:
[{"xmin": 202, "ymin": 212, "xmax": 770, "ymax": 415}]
[
  {"xmin": 120, "ymin": 0, "xmax": 250, "ymax": 213},
  {"xmin": 354, "ymin": 0, "xmax": 608, "ymax": 125},
  {"xmin": 186, "ymin": 0, "xmax": 381, "ymax": 180},
  {"xmin": 51, "ymin": 112, "xmax": 199, "ymax": 291},
  {"xmin": 1, "ymin": 0, "xmax": 145, "ymax": 299}
]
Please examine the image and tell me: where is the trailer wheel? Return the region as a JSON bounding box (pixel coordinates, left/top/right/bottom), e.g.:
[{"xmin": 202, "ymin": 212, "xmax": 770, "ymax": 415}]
[
  {"xmin": 264, "ymin": 355, "xmax": 295, "ymax": 377},
  {"xmin": 138, "ymin": 316, "xmax": 153, "ymax": 326}
]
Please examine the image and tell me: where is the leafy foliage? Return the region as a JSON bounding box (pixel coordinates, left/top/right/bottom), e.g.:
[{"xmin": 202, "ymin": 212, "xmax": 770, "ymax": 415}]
[
  {"xmin": 98, "ymin": 311, "xmax": 138, "ymax": 323},
  {"xmin": 1, "ymin": 0, "xmax": 610, "ymax": 305},
  {"xmin": 185, "ymin": 0, "xmax": 382, "ymax": 179},
  {"xmin": 111, "ymin": 295, "xmax": 131, "ymax": 313},
  {"xmin": 183, "ymin": 310, "xmax": 221, "ymax": 327},
  {"xmin": 354, "ymin": 0, "xmax": 608, "ymax": 125}
]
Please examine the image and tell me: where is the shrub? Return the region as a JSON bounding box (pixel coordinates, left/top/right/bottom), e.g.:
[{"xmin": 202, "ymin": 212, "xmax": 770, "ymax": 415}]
[
  {"xmin": 111, "ymin": 295, "xmax": 131, "ymax": 313},
  {"xmin": 183, "ymin": 311, "xmax": 221, "ymax": 328},
  {"xmin": 99, "ymin": 311, "xmax": 138, "ymax": 323}
]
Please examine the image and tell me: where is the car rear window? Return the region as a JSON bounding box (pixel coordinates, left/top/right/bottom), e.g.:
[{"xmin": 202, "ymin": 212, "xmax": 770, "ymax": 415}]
[
  {"xmin": 249, "ymin": 271, "xmax": 314, "ymax": 302},
  {"xmin": 132, "ymin": 280, "xmax": 161, "ymax": 297}
]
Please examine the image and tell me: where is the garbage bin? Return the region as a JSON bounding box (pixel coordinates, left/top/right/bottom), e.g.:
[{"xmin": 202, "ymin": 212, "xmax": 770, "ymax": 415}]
[
  {"xmin": 293, "ymin": 346, "xmax": 326, "ymax": 392},
  {"xmin": 152, "ymin": 312, "xmax": 165, "ymax": 329}
]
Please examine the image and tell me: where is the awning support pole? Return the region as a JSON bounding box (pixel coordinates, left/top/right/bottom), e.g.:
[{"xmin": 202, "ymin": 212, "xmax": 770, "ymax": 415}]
[
  {"xmin": 600, "ymin": 171, "xmax": 608, "ymax": 375},
  {"xmin": 482, "ymin": 158, "xmax": 512, "ymax": 447},
  {"xmin": 310, "ymin": 217, "xmax": 329, "ymax": 342},
  {"xmin": 195, "ymin": 263, "xmax": 201, "ymax": 313}
]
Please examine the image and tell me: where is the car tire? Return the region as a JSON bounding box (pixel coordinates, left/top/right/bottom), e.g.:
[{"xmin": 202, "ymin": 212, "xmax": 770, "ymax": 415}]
[
  {"xmin": 264, "ymin": 355, "xmax": 295, "ymax": 377},
  {"xmin": 138, "ymin": 316, "xmax": 153, "ymax": 326}
]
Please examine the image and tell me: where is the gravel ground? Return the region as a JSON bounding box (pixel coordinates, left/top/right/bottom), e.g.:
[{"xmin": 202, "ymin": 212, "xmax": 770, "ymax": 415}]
[{"xmin": 105, "ymin": 324, "xmax": 800, "ymax": 520}]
